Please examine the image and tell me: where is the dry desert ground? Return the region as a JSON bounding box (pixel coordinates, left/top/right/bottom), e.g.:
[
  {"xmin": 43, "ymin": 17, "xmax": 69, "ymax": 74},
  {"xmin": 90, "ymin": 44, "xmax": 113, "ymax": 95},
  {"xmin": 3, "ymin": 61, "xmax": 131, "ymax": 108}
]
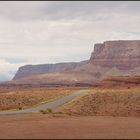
[
  {"xmin": 0, "ymin": 86, "xmax": 140, "ymax": 139},
  {"xmin": 0, "ymin": 114, "xmax": 140, "ymax": 139}
]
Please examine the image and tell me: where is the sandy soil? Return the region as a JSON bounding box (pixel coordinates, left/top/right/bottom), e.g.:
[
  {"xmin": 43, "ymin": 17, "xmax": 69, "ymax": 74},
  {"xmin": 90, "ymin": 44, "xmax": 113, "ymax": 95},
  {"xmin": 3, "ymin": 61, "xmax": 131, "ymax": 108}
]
[
  {"xmin": 0, "ymin": 87, "xmax": 78, "ymax": 110},
  {"xmin": 57, "ymin": 87, "xmax": 140, "ymax": 117},
  {"xmin": 0, "ymin": 114, "xmax": 140, "ymax": 139}
]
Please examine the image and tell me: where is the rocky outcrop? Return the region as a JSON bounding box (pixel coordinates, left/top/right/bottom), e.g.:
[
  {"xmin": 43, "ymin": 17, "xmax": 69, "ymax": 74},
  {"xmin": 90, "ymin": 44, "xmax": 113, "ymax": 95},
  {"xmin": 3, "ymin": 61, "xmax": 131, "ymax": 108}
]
[
  {"xmin": 90, "ymin": 40, "xmax": 140, "ymax": 70},
  {"xmin": 99, "ymin": 75, "xmax": 140, "ymax": 88},
  {"xmin": 13, "ymin": 62, "xmax": 80, "ymax": 80},
  {"xmin": 6, "ymin": 40, "xmax": 140, "ymax": 87}
]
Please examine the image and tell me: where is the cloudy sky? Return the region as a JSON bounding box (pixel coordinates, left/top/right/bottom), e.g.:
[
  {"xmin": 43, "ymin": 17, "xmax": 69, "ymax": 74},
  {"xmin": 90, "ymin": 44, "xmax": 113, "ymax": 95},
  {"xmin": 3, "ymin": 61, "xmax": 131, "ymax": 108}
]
[{"xmin": 1, "ymin": 1, "xmax": 140, "ymax": 81}]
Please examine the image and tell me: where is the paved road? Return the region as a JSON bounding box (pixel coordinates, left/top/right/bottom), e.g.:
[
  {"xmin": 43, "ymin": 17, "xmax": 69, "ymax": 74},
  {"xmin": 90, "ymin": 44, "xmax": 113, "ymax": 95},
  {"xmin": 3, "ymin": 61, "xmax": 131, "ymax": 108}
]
[{"xmin": 0, "ymin": 90, "xmax": 87, "ymax": 115}]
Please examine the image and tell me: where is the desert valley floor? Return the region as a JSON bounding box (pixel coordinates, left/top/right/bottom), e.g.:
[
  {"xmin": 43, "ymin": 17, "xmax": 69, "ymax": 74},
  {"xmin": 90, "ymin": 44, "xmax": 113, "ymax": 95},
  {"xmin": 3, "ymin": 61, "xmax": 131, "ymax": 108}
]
[
  {"xmin": 1, "ymin": 1, "xmax": 140, "ymax": 138},
  {"xmin": 0, "ymin": 86, "xmax": 140, "ymax": 139},
  {"xmin": 0, "ymin": 114, "xmax": 140, "ymax": 139}
]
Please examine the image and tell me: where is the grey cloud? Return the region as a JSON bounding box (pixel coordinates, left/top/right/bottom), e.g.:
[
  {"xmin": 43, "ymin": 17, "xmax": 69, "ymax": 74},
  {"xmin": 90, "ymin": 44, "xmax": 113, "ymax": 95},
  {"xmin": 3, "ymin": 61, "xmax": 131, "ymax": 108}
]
[
  {"xmin": 0, "ymin": 74, "xmax": 10, "ymax": 82},
  {"xmin": 0, "ymin": 1, "xmax": 47, "ymax": 21},
  {"xmin": 0, "ymin": 57, "xmax": 28, "ymax": 64},
  {"xmin": 0, "ymin": 1, "xmax": 140, "ymax": 81},
  {"xmin": 0, "ymin": 1, "xmax": 140, "ymax": 21},
  {"xmin": 0, "ymin": 70, "xmax": 16, "ymax": 82}
]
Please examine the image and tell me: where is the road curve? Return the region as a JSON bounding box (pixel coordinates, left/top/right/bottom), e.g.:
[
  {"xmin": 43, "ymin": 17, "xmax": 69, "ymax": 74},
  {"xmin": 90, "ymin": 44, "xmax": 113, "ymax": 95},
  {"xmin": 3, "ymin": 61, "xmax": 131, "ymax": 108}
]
[{"xmin": 0, "ymin": 89, "xmax": 87, "ymax": 115}]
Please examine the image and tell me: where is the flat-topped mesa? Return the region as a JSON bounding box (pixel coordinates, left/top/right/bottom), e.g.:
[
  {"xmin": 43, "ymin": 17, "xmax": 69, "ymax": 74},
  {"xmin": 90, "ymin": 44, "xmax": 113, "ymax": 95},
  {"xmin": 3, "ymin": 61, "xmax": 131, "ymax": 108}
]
[
  {"xmin": 90, "ymin": 40, "xmax": 140, "ymax": 70},
  {"xmin": 13, "ymin": 62, "xmax": 80, "ymax": 80},
  {"xmin": 9, "ymin": 40, "xmax": 140, "ymax": 87}
]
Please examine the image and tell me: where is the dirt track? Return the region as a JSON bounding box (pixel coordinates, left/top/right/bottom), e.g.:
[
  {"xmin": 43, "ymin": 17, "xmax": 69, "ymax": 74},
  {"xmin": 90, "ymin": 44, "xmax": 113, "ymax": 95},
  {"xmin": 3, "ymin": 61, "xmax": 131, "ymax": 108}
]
[
  {"xmin": 0, "ymin": 90, "xmax": 86, "ymax": 115},
  {"xmin": 0, "ymin": 114, "xmax": 140, "ymax": 139}
]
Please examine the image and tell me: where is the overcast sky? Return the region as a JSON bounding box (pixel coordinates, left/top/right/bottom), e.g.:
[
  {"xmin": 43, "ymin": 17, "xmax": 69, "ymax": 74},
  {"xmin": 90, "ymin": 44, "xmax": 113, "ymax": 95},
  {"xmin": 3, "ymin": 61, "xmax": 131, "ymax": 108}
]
[{"xmin": 1, "ymin": 1, "xmax": 140, "ymax": 81}]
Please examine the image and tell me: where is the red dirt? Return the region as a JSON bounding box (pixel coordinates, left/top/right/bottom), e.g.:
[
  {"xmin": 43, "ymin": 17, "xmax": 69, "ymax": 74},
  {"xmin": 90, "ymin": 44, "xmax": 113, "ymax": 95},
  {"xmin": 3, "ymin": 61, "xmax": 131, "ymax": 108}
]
[
  {"xmin": 58, "ymin": 88, "xmax": 140, "ymax": 117},
  {"xmin": 100, "ymin": 75, "xmax": 140, "ymax": 88},
  {"xmin": 0, "ymin": 114, "xmax": 140, "ymax": 139},
  {"xmin": 0, "ymin": 87, "xmax": 78, "ymax": 110}
]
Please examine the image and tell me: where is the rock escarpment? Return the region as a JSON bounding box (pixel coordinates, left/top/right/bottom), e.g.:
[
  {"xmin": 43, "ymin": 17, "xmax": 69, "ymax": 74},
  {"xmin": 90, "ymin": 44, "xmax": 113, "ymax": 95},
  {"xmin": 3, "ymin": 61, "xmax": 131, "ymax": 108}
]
[
  {"xmin": 7, "ymin": 40, "xmax": 140, "ymax": 87},
  {"xmin": 13, "ymin": 62, "xmax": 84, "ymax": 80},
  {"xmin": 90, "ymin": 40, "xmax": 140, "ymax": 70}
]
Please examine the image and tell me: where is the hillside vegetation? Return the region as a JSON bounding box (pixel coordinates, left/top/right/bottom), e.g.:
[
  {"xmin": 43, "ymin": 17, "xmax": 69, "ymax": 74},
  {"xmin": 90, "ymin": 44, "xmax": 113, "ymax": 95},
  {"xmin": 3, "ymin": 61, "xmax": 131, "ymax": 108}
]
[
  {"xmin": 57, "ymin": 87, "xmax": 140, "ymax": 117},
  {"xmin": 0, "ymin": 87, "xmax": 78, "ymax": 110}
]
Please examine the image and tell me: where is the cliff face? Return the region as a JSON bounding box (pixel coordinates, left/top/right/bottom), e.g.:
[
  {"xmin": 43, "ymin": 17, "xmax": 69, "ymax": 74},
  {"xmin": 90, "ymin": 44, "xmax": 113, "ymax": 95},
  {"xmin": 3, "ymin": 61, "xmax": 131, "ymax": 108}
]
[
  {"xmin": 13, "ymin": 62, "xmax": 81, "ymax": 80},
  {"xmin": 9, "ymin": 40, "xmax": 140, "ymax": 87},
  {"xmin": 90, "ymin": 40, "xmax": 140, "ymax": 70}
]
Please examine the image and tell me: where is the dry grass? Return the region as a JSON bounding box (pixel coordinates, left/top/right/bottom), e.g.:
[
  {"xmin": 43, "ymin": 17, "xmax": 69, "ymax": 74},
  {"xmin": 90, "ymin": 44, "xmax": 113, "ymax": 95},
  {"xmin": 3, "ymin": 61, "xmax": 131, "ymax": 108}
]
[
  {"xmin": 0, "ymin": 87, "xmax": 79, "ymax": 111},
  {"xmin": 57, "ymin": 87, "xmax": 140, "ymax": 117}
]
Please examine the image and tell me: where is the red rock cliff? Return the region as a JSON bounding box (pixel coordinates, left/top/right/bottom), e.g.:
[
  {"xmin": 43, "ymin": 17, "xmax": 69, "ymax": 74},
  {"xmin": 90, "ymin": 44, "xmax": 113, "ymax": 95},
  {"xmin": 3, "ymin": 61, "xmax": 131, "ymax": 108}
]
[{"xmin": 90, "ymin": 40, "xmax": 140, "ymax": 70}]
